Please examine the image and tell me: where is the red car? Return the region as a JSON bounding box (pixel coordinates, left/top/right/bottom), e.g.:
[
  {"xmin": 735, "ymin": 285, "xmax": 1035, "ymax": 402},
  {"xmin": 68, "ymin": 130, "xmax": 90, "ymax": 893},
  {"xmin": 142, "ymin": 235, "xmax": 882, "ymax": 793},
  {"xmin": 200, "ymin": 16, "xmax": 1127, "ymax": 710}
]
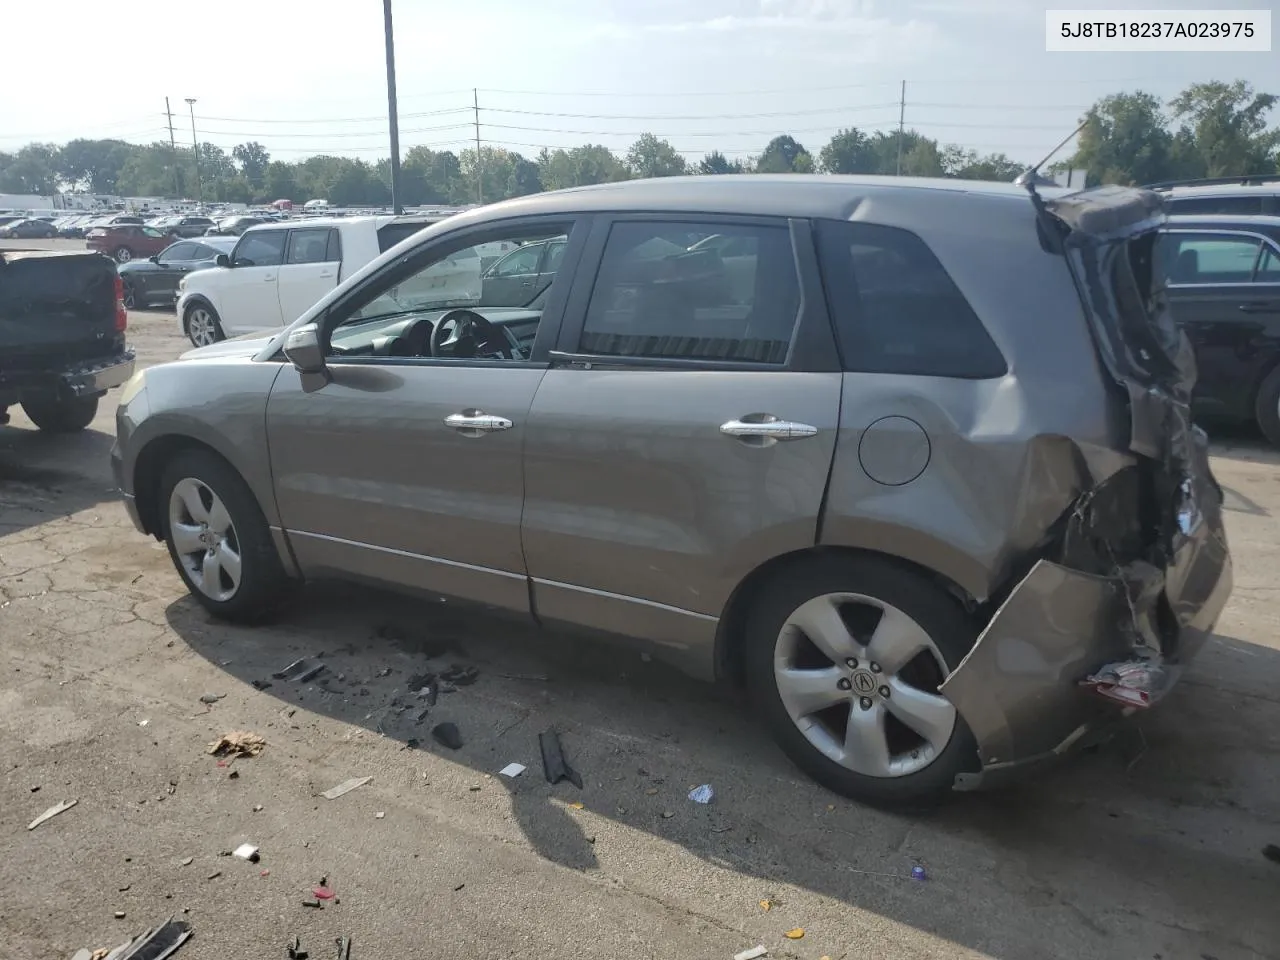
[{"xmin": 86, "ymin": 224, "xmax": 179, "ymax": 263}]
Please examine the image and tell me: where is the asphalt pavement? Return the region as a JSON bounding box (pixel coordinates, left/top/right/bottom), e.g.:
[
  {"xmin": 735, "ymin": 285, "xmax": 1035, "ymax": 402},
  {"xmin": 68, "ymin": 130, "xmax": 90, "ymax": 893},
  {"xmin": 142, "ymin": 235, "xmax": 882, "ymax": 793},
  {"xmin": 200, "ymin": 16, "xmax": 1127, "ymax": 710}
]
[{"xmin": 2, "ymin": 243, "xmax": 1278, "ymax": 960}]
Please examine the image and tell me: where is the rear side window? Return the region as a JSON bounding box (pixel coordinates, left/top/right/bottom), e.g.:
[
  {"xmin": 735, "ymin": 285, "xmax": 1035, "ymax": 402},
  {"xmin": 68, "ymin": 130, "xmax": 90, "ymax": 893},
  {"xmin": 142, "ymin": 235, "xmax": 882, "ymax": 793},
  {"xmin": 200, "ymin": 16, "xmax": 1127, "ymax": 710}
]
[
  {"xmin": 287, "ymin": 228, "xmax": 332, "ymax": 264},
  {"xmin": 377, "ymin": 221, "xmax": 429, "ymax": 253},
  {"xmin": 1167, "ymin": 195, "xmax": 1267, "ymax": 215},
  {"xmin": 816, "ymin": 221, "xmax": 1007, "ymax": 379},
  {"xmin": 1158, "ymin": 232, "xmax": 1263, "ymax": 284},
  {"xmin": 578, "ymin": 220, "xmax": 799, "ymax": 364}
]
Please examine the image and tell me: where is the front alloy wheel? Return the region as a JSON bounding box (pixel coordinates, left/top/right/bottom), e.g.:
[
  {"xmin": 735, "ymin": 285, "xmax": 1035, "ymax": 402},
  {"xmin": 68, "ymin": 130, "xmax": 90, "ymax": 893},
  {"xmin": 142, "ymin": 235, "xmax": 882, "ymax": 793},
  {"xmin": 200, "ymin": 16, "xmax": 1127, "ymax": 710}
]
[
  {"xmin": 168, "ymin": 477, "xmax": 242, "ymax": 602},
  {"xmin": 114, "ymin": 246, "xmax": 133, "ymax": 263},
  {"xmin": 121, "ymin": 280, "xmax": 137, "ymax": 309},
  {"xmin": 186, "ymin": 305, "xmax": 222, "ymax": 347}
]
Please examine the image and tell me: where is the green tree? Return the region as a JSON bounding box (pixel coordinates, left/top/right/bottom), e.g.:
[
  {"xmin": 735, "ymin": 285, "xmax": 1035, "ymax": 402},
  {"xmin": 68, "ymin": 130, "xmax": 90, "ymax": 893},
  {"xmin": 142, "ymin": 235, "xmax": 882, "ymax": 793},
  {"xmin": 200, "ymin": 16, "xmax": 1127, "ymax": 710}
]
[
  {"xmin": 756, "ymin": 135, "xmax": 808, "ymax": 172},
  {"xmin": 232, "ymin": 142, "xmax": 271, "ymax": 188},
  {"xmin": 263, "ymin": 161, "xmax": 299, "ymax": 201},
  {"xmin": 402, "ymin": 146, "xmax": 462, "ymax": 204},
  {"xmin": 457, "ymin": 146, "xmax": 538, "ymax": 203},
  {"xmin": 0, "ymin": 143, "xmax": 59, "ymax": 193},
  {"xmin": 625, "ymin": 133, "xmax": 687, "ymax": 178},
  {"xmin": 819, "ymin": 128, "xmax": 876, "ymax": 174},
  {"xmin": 57, "ymin": 138, "xmax": 132, "ymax": 192},
  {"xmin": 1068, "ymin": 91, "xmax": 1173, "ymax": 185},
  {"xmin": 697, "ymin": 150, "xmax": 744, "ymax": 175},
  {"xmin": 537, "ymin": 144, "xmax": 628, "ymax": 189},
  {"xmin": 942, "ymin": 147, "xmax": 1024, "ymax": 181},
  {"xmin": 115, "ymin": 143, "xmax": 184, "ymax": 196},
  {"xmin": 1170, "ymin": 80, "xmax": 1279, "ymax": 178}
]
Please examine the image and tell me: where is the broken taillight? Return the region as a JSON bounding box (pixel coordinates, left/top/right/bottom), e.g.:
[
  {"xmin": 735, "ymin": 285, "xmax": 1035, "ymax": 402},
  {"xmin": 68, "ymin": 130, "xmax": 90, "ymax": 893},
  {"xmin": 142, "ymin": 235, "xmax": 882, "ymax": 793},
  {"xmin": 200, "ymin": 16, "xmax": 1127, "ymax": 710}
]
[
  {"xmin": 1080, "ymin": 659, "xmax": 1167, "ymax": 709},
  {"xmin": 113, "ymin": 274, "xmax": 128, "ymax": 332}
]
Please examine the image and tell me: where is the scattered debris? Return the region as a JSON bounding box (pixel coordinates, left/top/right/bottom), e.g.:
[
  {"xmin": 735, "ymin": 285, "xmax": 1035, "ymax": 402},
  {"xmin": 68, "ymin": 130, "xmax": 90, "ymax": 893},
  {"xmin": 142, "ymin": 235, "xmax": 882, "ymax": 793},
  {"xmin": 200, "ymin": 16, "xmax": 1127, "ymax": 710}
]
[
  {"xmin": 253, "ymin": 805, "xmax": 264, "ymax": 813},
  {"xmin": 119, "ymin": 885, "xmax": 131, "ymax": 893},
  {"xmin": 288, "ymin": 936, "xmax": 309, "ymax": 960},
  {"xmin": 251, "ymin": 679, "xmax": 273, "ymax": 691},
  {"xmin": 167, "ymin": 780, "xmax": 177, "ymax": 796},
  {"xmin": 1263, "ymin": 844, "xmax": 1280, "ymax": 865},
  {"xmin": 441, "ymin": 665, "xmax": 479, "ymax": 687},
  {"xmin": 568, "ymin": 802, "xmax": 585, "ymax": 811},
  {"xmin": 376, "ymin": 667, "xmax": 393, "ymax": 678},
  {"xmin": 114, "ymin": 911, "xmax": 127, "ymax": 919},
  {"xmin": 314, "ymin": 885, "xmax": 335, "ymax": 900},
  {"xmin": 199, "ymin": 693, "xmax": 225, "ymax": 705},
  {"xmin": 232, "ymin": 843, "xmax": 260, "ymax": 863},
  {"xmin": 180, "ymin": 857, "xmax": 194, "ymax": 866},
  {"xmin": 207, "ymin": 871, "xmax": 222, "ymax": 880},
  {"xmin": 759, "ymin": 898, "xmax": 782, "ymax": 912},
  {"xmin": 84, "ymin": 916, "xmax": 192, "ymax": 960},
  {"xmin": 537, "ymin": 729, "xmax": 583, "ymax": 789},
  {"xmin": 302, "ymin": 899, "xmax": 322, "ymax": 909},
  {"xmin": 689, "ymin": 785, "xmax": 714, "ymax": 804},
  {"xmin": 207, "ymin": 731, "xmax": 266, "ymax": 759},
  {"xmin": 261, "ymin": 870, "xmax": 270, "ymax": 877},
  {"xmin": 414, "ymin": 708, "xmax": 430, "ymax": 723},
  {"xmin": 734, "ymin": 947, "xmax": 768, "ymax": 960},
  {"xmin": 273, "ymin": 657, "xmax": 327, "ymax": 683},
  {"xmin": 497, "ymin": 672, "xmax": 549, "ymax": 682},
  {"xmin": 645, "ymin": 788, "xmax": 659, "ymax": 796},
  {"xmin": 911, "ymin": 864, "xmax": 927, "ymax": 881},
  {"xmin": 375, "ymin": 812, "xmax": 385, "ymax": 819},
  {"xmin": 661, "ymin": 811, "xmax": 674, "ymax": 819},
  {"xmin": 30, "ymin": 785, "xmax": 40, "ymax": 793},
  {"xmin": 138, "ymin": 719, "xmax": 150, "ymax": 727},
  {"xmin": 453, "ymin": 883, "xmax": 466, "ymax": 892},
  {"xmin": 431, "ymin": 722, "xmax": 463, "ymax": 751},
  {"xmin": 784, "ymin": 928, "xmax": 804, "ymax": 940},
  {"xmin": 228, "ymin": 770, "xmax": 240, "ymax": 780},
  {"xmin": 639, "ymin": 652, "xmax": 653, "ymax": 663},
  {"xmin": 322, "ymin": 777, "xmax": 372, "ymax": 801},
  {"xmin": 335, "ymin": 937, "xmax": 352, "ymax": 960},
  {"xmin": 28, "ymin": 798, "xmax": 77, "ymax": 830},
  {"xmin": 499, "ymin": 763, "xmax": 526, "ymax": 779}
]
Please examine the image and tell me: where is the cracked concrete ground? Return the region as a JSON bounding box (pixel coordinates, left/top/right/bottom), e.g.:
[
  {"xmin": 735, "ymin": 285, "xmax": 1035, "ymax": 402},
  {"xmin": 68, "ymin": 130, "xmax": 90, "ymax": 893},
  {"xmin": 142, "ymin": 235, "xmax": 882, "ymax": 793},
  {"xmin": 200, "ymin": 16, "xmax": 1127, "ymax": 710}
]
[{"xmin": 3, "ymin": 288, "xmax": 1279, "ymax": 959}]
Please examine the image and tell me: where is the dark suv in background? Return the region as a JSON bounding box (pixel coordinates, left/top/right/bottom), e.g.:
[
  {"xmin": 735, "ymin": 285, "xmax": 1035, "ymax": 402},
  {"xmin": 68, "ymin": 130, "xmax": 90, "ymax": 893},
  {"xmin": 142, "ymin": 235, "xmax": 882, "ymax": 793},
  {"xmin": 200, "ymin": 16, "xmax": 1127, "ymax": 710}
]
[{"xmin": 1149, "ymin": 175, "xmax": 1280, "ymax": 216}]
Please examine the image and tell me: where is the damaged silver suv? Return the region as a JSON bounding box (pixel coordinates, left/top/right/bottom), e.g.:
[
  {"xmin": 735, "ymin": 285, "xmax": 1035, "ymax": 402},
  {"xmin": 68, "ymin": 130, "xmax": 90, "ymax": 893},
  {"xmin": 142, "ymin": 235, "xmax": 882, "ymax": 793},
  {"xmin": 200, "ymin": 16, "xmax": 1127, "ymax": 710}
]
[{"xmin": 111, "ymin": 175, "xmax": 1232, "ymax": 804}]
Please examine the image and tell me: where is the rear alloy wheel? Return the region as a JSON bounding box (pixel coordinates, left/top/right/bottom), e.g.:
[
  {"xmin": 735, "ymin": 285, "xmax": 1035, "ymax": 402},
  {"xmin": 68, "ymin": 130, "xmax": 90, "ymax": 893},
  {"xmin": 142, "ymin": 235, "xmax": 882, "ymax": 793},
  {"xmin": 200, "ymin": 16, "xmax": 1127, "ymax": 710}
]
[
  {"xmin": 114, "ymin": 246, "xmax": 133, "ymax": 263},
  {"xmin": 745, "ymin": 556, "xmax": 978, "ymax": 806},
  {"xmin": 121, "ymin": 280, "xmax": 138, "ymax": 309},
  {"xmin": 160, "ymin": 449, "xmax": 291, "ymax": 621},
  {"xmin": 1254, "ymin": 365, "xmax": 1280, "ymax": 449},
  {"xmin": 185, "ymin": 303, "xmax": 225, "ymax": 348},
  {"xmin": 20, "ymin": 394, "xmax": 99, "ymax": 433}
]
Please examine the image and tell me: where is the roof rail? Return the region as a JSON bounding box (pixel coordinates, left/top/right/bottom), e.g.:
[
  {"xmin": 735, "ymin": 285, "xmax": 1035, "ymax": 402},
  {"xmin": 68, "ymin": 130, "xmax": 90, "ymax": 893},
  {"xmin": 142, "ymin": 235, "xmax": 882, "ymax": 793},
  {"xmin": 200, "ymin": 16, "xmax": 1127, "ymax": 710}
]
[{"xmin": 1144, "ymin": 174, "xmax": 1280, "ymax": 190}]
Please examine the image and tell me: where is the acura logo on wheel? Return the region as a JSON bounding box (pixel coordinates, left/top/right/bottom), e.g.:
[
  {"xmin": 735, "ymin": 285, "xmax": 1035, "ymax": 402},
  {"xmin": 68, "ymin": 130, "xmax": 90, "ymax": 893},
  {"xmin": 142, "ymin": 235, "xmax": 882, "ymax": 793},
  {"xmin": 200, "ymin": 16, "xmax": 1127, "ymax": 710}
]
[{"xmin": 851, "ymin": 671, "xmax": 877, "ymax": 694}]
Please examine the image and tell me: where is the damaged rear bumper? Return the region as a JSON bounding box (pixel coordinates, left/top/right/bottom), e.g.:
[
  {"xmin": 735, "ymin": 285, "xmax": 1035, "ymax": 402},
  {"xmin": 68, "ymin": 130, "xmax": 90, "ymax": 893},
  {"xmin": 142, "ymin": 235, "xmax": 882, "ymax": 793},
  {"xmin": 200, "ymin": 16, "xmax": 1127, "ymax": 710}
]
[{"xmin": 941, "ymin": 485, "xmax": 1232, "ymax": 791}]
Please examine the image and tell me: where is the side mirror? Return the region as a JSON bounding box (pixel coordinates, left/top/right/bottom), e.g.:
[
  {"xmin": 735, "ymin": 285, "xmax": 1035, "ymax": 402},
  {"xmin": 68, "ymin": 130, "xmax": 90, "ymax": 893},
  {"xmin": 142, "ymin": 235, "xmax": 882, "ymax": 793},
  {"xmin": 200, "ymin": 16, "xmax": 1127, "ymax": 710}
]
[
  {"xmin": 284, "ymin": 324, "xmax": 326, "ymax": 374},
  {"xmin": 149, "ymin": 255, "xmax": 160, "ymax": 264},
  {"xmin": 215, "ymin": 254, "xmax": 230, "ymax": 267}
]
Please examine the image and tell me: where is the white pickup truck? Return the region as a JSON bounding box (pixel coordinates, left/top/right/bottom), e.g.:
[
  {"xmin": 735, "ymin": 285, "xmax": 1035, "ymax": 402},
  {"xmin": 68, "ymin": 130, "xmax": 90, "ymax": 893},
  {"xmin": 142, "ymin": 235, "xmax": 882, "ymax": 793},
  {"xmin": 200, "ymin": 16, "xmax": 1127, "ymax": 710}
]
[{"xmin": 175, "ymin": 213, "xmax": 518, "ymax": 347}]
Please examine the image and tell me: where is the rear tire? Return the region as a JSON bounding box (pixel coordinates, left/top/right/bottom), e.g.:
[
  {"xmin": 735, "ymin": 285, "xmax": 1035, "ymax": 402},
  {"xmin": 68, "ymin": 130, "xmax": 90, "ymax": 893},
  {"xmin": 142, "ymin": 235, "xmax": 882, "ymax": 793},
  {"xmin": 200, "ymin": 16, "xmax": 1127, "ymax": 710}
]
[
  {"xmin": 121, "ymin": 279, "xmax": 138, "ymax": 309},
  {"xmin": 159, "ymin": 449, "xmax": 292, "ymax": 622},
  {"xmin": 742, "ymin": 554, "xmax": 979, "ymax": 807},
  {"xmin": 21, "ymin": 394, "xmax": 99, "ymax": 433},
  {"xmin": 185, "ymin": 302, "xmax": 225, "ymax": 348},
  {"xmin": 114, "ymin": 246, "xmax": 133, "ymax": 263},
  {"xmin": 1254, "ymin": 365, "xmax": 1280, "ymax": 449}
]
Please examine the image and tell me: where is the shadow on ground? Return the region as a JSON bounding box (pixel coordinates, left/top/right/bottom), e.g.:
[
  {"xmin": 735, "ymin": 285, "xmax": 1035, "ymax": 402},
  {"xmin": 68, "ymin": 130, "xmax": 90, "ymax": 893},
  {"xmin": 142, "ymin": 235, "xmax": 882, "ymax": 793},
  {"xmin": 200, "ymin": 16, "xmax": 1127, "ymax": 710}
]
[
  {"xmin": 166, "ymin": 581, "xmax": 1280, "ymax": 959},
  {"xmin": 0, "ymin": 425, "xmax": 117, "ymax": 535}
]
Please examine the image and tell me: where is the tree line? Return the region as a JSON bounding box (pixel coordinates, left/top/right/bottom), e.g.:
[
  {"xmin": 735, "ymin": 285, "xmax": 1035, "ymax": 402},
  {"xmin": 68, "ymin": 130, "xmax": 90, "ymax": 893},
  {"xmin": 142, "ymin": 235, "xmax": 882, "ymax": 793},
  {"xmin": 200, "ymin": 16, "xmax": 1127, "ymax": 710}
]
[{"xmin": 1, "ymin": 80, "xmax": 1274, "ymax": 209}]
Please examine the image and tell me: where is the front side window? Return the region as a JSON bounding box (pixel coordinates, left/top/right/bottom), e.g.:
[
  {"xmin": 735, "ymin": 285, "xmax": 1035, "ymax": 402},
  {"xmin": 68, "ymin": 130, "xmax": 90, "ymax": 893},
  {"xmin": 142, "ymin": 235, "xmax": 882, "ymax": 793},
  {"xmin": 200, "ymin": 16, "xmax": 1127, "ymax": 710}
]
[
  {"xmin": 287, "ymin": 228, "xmax": 332, "ymax": 264},
  {"xmin": 232, "ymin": 230, "xmax": 287, "ymax": 267},
  {"xmin": 487, "ymin": 245, "xmax": 542, "ymax": 278},
  {"xmin": 816, "ymin": 220, "xmax": 1006, "ymax": 379},
  {"xmin": 578, "ymin": 220, "xmax": 798, "ymax": 364},
  {"xmin": 326, "ymin": 223, "xmax": 573, "ymax": 363},
  {"xmin": 1159, "ymin": 233, "xmax": 1263, "ymax": 285}
]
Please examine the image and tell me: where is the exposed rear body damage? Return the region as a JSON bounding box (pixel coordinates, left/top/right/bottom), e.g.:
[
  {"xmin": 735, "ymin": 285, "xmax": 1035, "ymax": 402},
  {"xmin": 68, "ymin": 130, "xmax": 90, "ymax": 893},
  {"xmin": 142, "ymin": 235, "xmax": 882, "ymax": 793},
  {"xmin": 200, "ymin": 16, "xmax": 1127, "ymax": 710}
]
[{"xmin": 940, "ymin": 186, "xmax": 1232, "ymax": 788}]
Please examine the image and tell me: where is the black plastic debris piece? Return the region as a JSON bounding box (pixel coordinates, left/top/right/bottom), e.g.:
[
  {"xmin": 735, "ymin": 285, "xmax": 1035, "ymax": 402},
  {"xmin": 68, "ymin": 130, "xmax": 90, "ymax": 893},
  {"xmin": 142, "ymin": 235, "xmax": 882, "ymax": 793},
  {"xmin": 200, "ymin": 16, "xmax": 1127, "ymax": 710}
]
[
  {"xmin": 273, "ymin": 657, "xmax": 326, "ymax": 683},
  {"xmin": 441, "ymin": 665, "xmax": 479, "ymax": 687},
  {"xmin": 405, "ymin": 738, "xmax": 421, "ymax": 750},
  {"xmin": 302, "ymin": 898, "xmax": 322, "ymax": 909},
  {"xmin": 103, "ymin": 915, "xmax": 193, "ymax": 960},
  {"xmin": 1264, "ymin": 843, "xmax": 1280, "ymax": 864},
  {"xmin": 415, "ymin": 708, "xmax": 430, "ymax": 723},
  {"xmin": 432, "ymin": 722, "xmax": 463, "ymax": 750},
  {"xmin": 539, "ymin": 729, "xmax": 583, "ymax": 789},
  {"xmin": 251, "ymin": 679, "xmax": 273, "ymax": 691},
  {"xmin": 334, "ymin": 936, "xmax": 352, "ymax": 960},
  {"xmin": 288, "ymin": 936, "xmax": 309, "ymax": 960}
]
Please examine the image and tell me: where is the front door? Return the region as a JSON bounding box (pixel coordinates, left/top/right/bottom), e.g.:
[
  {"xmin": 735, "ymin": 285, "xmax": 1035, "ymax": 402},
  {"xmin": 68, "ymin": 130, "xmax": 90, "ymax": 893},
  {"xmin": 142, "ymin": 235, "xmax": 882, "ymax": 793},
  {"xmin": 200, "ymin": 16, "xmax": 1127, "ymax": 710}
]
[
  {"xmin": 219, "ymin": 229, "xmax": 287, "ymax": 336},
  {"xmin": 1162, "ymin": 230, "xmax": 1280, "ymax": 420},
  {"xmin": 521, "ymin": 216, "xmax": 841, "ymax": 665},
  {"xmin": 277, "ymin": 227, "xmax": 340, "ymax": 327},
  {"xmin": 266, "ymin": 216, "xmax": 584, "ymax": 613}
]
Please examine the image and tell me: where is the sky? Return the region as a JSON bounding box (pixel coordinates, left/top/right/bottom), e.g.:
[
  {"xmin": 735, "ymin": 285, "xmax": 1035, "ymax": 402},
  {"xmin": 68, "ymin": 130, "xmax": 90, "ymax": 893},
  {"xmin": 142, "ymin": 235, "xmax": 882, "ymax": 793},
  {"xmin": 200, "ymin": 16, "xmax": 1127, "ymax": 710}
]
[{"xmin": 2, "ymin": 0, "xmax": 1277, "ymax": 167}]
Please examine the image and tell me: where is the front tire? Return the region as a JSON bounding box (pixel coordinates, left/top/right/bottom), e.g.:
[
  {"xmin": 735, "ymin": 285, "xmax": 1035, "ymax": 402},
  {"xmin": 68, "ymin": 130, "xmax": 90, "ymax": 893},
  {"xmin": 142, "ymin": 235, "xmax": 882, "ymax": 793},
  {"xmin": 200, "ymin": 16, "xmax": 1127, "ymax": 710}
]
[
  {"xmin": 159, "ymin": 449, "xmax": 292, "ymax": 622},
  {"xmin": 1254, "ymin": 365, "xmax": 1280, "ymax": 449},
  {"xmin": 121, "ymin": 279, "xmax": 138, "ymax": 309},
  {"xmin": 20, "ymin": 394, "xmax": 99, "ymax": 433},
  {"xmin": 743, "ymin": 555, "xmax": 979, "ymax": 807},
  {"xmin": 185, "ymin": 302, "xmax": 225, "ymax": 348},
  {"xmin": 114, "ymin": 246, "xmax": 133, "ymax": 263}
]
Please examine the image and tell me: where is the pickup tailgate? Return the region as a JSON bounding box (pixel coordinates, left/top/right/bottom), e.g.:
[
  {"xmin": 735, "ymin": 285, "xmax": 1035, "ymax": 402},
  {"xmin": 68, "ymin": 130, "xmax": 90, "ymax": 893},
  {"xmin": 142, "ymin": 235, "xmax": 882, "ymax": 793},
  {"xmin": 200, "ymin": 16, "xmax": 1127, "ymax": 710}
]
[{"xmin": 0, "ymin": 250, "xmax": 121, "ymax": 359}]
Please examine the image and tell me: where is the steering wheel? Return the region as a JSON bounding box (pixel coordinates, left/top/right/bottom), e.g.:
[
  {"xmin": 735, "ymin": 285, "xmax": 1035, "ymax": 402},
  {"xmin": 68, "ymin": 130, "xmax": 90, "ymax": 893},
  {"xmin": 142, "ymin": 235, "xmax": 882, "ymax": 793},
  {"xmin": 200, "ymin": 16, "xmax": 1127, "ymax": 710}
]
[{"xmin": 429, "ymin": 308, "xmax": 512, "ymax": 360}]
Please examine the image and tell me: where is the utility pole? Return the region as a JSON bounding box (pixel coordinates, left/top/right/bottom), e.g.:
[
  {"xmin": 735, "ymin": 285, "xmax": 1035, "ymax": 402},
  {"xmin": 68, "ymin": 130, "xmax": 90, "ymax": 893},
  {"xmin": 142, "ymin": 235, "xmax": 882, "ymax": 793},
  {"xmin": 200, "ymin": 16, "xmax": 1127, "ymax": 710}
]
[
  {"xmin": 473, "ymin": 88, "xmax": 483, "ymax": 204},
  {"xmin": 895, "ymin": 80, "xmax": 906, "ymax": 176},
  {"xmin": 382, "ymin": 0, "xmax": 403, "ymax": 214},
  {"xmin": 185, "ymin": 98, "xmax": 202, "ymax": 205},
  {"xmin": 164, "ymin": 97, "xmax": 181, "ymax": 199}
]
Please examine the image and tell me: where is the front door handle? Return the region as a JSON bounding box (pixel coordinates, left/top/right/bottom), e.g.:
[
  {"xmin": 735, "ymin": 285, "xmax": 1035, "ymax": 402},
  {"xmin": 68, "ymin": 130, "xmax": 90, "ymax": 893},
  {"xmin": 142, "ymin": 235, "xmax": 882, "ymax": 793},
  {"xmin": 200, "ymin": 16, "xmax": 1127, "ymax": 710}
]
[
  {"xmin": 1239, "ymin": 302, "xmax": 1276, "ymax": 314},
  {"xmin": 721, "ymin": 416, "xmax": 818, "ymax": 441},
  {"xmin": 445, "ymin": 410, "xmax": 513, "ymax": 435}
]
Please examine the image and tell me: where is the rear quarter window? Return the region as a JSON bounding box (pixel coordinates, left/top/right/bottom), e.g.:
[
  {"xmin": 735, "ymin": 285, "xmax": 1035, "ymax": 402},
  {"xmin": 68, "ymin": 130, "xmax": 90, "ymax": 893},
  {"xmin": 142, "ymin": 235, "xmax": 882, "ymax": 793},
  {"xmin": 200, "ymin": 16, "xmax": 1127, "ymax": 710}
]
[{"xmin": 815, "ymin": 221, "xmax": 1007, "ymax": 379}]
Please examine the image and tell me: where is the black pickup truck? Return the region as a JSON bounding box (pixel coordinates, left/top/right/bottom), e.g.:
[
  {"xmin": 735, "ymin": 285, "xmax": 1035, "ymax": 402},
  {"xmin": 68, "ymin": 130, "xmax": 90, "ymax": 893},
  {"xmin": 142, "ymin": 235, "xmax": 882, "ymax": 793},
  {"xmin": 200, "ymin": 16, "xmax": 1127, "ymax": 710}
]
[{"xmin": 0, "ymin": 250, "xmax": 135, "ymax": 432}]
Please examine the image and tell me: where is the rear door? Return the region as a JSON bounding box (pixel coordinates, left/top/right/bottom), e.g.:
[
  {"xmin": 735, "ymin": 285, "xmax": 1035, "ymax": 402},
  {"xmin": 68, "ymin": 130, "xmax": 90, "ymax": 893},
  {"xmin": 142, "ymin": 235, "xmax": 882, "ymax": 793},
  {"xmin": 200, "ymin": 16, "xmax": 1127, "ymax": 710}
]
[
  {"xmin": 218, "ymin": 229, "xmax": 287, "ymax": 336},
  {"xmin": 1160, "ymin": 229, "xmax": 1276, "ymax": 419},
  {"xmin": 277, "ymin": 227, "xmax": 340, "ymax": 325},
  {"xmin": 481, "ymin": 242, "xmax": 545, "ymax": 306},
  {"xmin": 521, "ymin": 216, "xmax": 841, "ymax": 662}
]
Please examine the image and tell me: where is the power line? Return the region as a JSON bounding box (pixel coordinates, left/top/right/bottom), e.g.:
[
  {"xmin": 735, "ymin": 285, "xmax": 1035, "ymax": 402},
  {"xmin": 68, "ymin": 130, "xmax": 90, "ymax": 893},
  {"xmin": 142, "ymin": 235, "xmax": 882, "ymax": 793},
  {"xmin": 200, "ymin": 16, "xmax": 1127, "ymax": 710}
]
[
  {"xmin": 478, "ymin": 119, "xmax": 899, "ymax": 138},
  {"xmin": 193, "ymin": 122, "xmax": 470, "ymax": 139},
  {"xmin": 192, "ymin": 107, "xmax": 471, "ymax": 125},
  {"xmin": 478, "ymin": 103, "xmax": 901, "ymax": 121}
]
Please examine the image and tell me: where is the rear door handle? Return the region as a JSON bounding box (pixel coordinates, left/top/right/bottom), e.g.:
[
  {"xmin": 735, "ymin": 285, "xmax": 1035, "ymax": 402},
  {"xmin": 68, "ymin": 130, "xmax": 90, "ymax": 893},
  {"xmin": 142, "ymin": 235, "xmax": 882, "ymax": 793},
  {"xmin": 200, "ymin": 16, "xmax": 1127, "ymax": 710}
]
[
  {"xmin": 445, "ymin": 410, "xmax": 513, "ymax": 435},
  {"xmin": 263, "ymin": 274, "xmax": 276, "ymax": 281},
  {"xmin": 721, "ymin": 416, "xmax": 818, "ymax": 441},
  {"xmin": 1238, "ymin": 302, "xmax": 1276, "ymax": 314}
]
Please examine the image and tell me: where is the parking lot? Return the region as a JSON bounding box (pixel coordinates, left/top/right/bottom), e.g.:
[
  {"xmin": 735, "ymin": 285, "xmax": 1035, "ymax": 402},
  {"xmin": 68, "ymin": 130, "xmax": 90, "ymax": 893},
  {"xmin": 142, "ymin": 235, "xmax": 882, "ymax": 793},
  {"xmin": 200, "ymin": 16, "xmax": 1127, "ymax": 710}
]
[{"xmin": 3, "ymin": 239, "xmax": 1279, "ymax": 960}]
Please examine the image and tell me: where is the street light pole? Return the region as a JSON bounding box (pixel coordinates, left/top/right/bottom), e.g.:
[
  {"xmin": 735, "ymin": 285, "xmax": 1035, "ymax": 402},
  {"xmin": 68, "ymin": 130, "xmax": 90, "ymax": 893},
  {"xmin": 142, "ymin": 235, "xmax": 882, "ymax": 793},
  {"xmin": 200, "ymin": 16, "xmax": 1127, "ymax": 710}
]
[
  {"xmin": 382, "ymin": 0, "xmax": 403, "ymax": 215},
  {"xmin": 185, "ymin": 98, "xmax": 202, "ymax": 205}
]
